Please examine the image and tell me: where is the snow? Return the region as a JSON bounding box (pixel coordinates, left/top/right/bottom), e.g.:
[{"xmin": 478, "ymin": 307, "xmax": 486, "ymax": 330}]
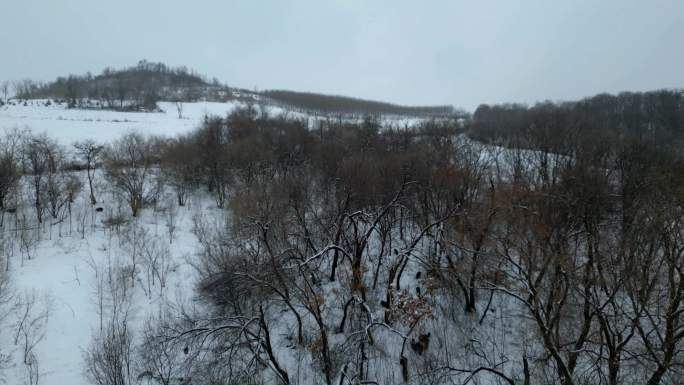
[
  {"xmin": 0, "ymin": 179, "xmax": 208, "ymax": 385},
  {"xmin": 0, "ymin": 100, "xmax": 437, "ymax": 147},
  {"xmin": 0, "ymin": 100, "xmax": 249, "ymax": 144},
  {"xmin": 13, "ymin": 236, "xmax": 96, "ymax": 384}
]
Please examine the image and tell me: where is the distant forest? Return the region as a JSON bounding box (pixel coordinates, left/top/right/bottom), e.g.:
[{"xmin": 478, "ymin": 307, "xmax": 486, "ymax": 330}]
[
  {"xmin": 262, "ymin": 90, "xmax": 456, "ymax": 117},
  {"xmin": 468, "ymin": 89, "xmax": 684, "ymax": 150}
]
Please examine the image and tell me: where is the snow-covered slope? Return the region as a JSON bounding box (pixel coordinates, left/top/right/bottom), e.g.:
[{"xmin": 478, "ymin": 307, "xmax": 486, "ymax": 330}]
[
  {"xmin": 0, "ymin": 101, "xmax": 233, "ymax": 384},
  {"xmin": 0, "ymin": 100, "xmax": 446, "ymax": 385},
  {"xmin": 0, "ymin": 100, "xmax": 246, "ymax": 144},
  {"xmin": 0, "ymin": 100, "xmax": 435, "ymax": 146},
  {"xmin": 1, "ymin": 174, "xmax": 212, "ymax": 385}
]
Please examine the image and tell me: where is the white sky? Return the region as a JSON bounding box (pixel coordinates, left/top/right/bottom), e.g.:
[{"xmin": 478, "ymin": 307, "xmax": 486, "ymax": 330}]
[{"xmin": 1, "ymin": 0, "xmax": 683, "ymax": 110}]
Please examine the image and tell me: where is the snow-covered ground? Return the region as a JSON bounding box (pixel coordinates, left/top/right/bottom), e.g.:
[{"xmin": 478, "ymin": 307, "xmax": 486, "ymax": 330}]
[
  {"xmin": 0, "ymin": 100, "xmax": 433, "ymax": 146},
  {"xmin": 0, "ymin": 101, "xmax": 232, "ymax": 385},
  {"xmin": 0, "ymin": 173, "xmax": 214, "ymax": 385},
  {"xmin": 0, "ymin": 100, "xmax": 246, "ymax": 144}
]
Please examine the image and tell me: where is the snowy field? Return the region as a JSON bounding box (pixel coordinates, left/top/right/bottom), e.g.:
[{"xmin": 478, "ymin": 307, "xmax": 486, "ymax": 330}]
[
  {"xmin": 0, "ymin": 173, "xmax": 217, "ymax": 385},
  {"xmin": 0, "ymin": 100, "xmax": 430, "ymax": 146},
  {"xmin": 0, "ymin": 100, "xmax": 245, "ymax": 144}
]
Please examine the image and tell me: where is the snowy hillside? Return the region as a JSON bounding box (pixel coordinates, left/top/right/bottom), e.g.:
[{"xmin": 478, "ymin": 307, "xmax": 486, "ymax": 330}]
[
  {"xmin": 0, "ymin": 97, "xmax": 678, "ymax": 385},
  {"xmin": 0, "ymin": 101, "xmax": 438, "ymax": 385},
  {"xmin": 0, "ymin": 101, "xmax": 236, "ymax": 385},
  {"xmin": 0, "ymin": 100, "xmax": 432, "ymax": 147},
  {"xmin": 0, "ymin": 101, "xmax": 243, "ymax": 144},
  {"xmin": 4, "ymin": 179, "xmax": 209, "ymax": 385}
]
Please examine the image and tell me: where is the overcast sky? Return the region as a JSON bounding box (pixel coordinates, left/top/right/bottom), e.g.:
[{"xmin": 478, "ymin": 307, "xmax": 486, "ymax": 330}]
[{"xmin": 2, "ymin": 0, "xmax": 683, "ymax": 110}]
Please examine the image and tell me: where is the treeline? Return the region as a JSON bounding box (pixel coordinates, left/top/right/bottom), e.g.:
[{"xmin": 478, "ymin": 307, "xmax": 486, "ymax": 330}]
[
  {"xmin": 263, "ymin": 89, "xmax": 456, "ymax": 117},
  {"xmin": 469, "ymin": 89, "xmax": 684, "ymax": 149},
  {"xmin": 15, "ymin": 60, "xmax": 219, "ymax": 110}
]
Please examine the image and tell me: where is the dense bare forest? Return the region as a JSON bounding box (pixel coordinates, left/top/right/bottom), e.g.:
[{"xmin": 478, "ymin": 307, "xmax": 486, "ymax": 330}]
[
  {"xmin": 1, "ymin": 86, "xmax": 683, "ymax": 383},
  {"xmin": 0, "ymin": 72, "xmax": 683, "ymax": 385},
  {"xmin": 469, "ymin": 90, "xmax": 684, "ymax": 148},
  {"xmin": 139, "ymin": 100, "xmax": 684, "ymax": 385}
]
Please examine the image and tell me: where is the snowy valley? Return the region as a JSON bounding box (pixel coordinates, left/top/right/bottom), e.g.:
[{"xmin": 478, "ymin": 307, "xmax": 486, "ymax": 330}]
[{"xmin": 1, "ymin": 89, "xmax": 684, "ymax": 385}]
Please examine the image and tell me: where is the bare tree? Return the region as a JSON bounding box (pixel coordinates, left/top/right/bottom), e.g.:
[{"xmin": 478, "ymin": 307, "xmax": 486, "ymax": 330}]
[
  {"xmin": 164, "ymin": 203, "xmax": 178, "ymax": 244},
  {"xmin": 0, "ymin": 247, "xmax": 15, "ymax": 379},
  {"xmin": 103, "ymin": 133, "xmax": 156, "ymax": 217},
  {"xmin": 120, "ymin": 222, "xmax": 147, "ymax": 291},
  {"xmin": 160, "ymin": 137, "xmax": 198, "ymax": 207},
  {"xmin": 0, "ymin": 81, "xmax": 9, "ymax": 102},
  {"xmin": 74, "ymin": 140, "xmax": 104, "ymax": 205},
  {"xmin": 137, "ymin": 232, "xmax": 172, "ymax": 299},
  {"xmin": 86, "ymin": 254, "xmax": 107, "ymax": 333},
  {"xmin": 150, "ymin": 239, "xmax": 173, "ymax": 298},
  {"xmin": 14, "ymin": 290, "xmax": 51, "ymax": 366},
  {"xmin": 0, "ymin": 129, "xmax": 23, "ymax": 225},
  {"xmin": 18, "ymin": 211, "xmax": 40, "ymax": 263},
  {"xmin": 23, "ymin": 133, "xmax": 51, "ymax": 223},
  {"xmin": 65, "ymin": 75, "xmax": 80, "ymax": 108},
  {"xmin": 115, "ymin": 76, "xmax": 129, "ymax": 110},
  {"xmin": 84, "ymin": 251, "xmax": 136, "ymax": 385},
  {"xmin": 175, "ymin": 101, "xmax": 183, "ymax": 119},
  {"xmin": 13, "ymin": 290, "xmax": 50, "ymax": 385},
  {"xmin": 84, "ymin": 314, "xmax": 135, "ymax": 385},
  {"xmin": 138, "ymin": 314, "xmax": 186, "ymax": 385},
  {"xmin": 42, "ymin": 142, "xmax": 70, "ymax": 221},
  {"xmin": 64, "ymin": 173, "xmax": 83, "ymax": 234},
  {"xmin": 194, "ymin": 117, "xmax": 231, "ymax": 208},
  {"xmin": 25, "ymin": 351, "xmax": 40, "ymax": 385}
]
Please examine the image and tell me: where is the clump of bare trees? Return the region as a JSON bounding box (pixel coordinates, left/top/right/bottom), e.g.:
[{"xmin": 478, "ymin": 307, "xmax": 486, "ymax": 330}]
[
  {"xmin": 103, "ymin": 132, "xmax": 159, "ymax": 217},
  {"xmin": 15, "ymin": 290, "xmax": 51, "ymax": 385},
  {"xmin": 0, "ymin": 81, "xmax": 10, "ymax": 102},
  {"xmin": 84, "ymin": 251, "xmax": 137, "ymax": 385},
  {"xmin": 159, "ymin": 137, "xmax": 198, "ymax": 207},
  {"xmin": 0, "ymin": 129, "xmax": 90, "ymax": 233},
  {"xmin": 0, "ymin": 248, "xmax": 14, "ymax": 380},
  {"xmin": 84, "ymin": 313, "xmax": 135, "ymax": 385},
  {"xmin": 0, "ymin": 129, "xmax": 22, "ymax": 219},
  {"xmin": 74, "ymin": 140, "xmax": 104, "ymax": 205}
]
